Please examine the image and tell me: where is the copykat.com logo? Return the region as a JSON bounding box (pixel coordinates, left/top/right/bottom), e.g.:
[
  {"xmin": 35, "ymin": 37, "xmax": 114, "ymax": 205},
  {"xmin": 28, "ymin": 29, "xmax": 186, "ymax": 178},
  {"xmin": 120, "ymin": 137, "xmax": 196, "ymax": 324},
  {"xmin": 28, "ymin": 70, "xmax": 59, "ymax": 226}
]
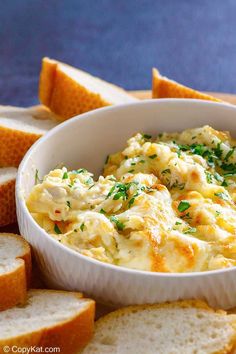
[{"xmin": 2, "ymin": 346, "xmax": 60, "ymax": 353}]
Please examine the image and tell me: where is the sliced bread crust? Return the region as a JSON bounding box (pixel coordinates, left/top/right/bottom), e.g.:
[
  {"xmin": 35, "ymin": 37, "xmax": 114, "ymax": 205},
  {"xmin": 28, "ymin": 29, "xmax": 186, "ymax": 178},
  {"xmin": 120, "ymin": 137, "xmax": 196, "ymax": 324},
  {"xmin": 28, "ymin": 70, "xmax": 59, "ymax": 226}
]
[
  {"xmin": 0, "ymin": 290, "xmax": 95, "ymax": 354},
  {"xmin": 0, "ymin": 105, "xmax": 57, "ymax": 167},
  {"xmin": 152, "ymin": 68, "xmax": 222, "ymax": 102},
  {"xmin": 0, "ymin": 233, "xmax": 31, "ymax": 311},
  {"xmin": 0, "ymin": 167, "xmax": 17, "ymax": 226},
  {"xmin": 83, "ymin": 300, "xmax": 236, "ymax": 354},
  {"xmin": 39, "ymin": 57, "xmax": 138, "ymax": 121}
]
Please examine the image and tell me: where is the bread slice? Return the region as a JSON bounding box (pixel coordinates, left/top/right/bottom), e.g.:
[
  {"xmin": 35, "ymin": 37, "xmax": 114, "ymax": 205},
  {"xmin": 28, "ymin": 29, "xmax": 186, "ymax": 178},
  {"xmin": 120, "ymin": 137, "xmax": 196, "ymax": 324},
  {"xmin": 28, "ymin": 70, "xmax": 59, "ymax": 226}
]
[
  {"xmin": 39, "ymin": 57, "xmax": 138, "ymax": 121},
  {"xmin": 0, "ymin": 104, "xmax": 57, "ymax": 167},
  {"xmin": 0, "ymin": 233, "xmax": 31, "ymax": 311},
  {"xmin": 83, "ymin": 300, "xmax": 236, "ymax": 354},
  {"xmin": 0, "ymin": 289, "xmax": 95, "ymax": 354},
  {"xmin": 0, "ymin": 167, "xmax": 17, "ymax": 226},
  {"xmin": 152, "ymin": 68, "xmax": 222, "ymax": 102}
]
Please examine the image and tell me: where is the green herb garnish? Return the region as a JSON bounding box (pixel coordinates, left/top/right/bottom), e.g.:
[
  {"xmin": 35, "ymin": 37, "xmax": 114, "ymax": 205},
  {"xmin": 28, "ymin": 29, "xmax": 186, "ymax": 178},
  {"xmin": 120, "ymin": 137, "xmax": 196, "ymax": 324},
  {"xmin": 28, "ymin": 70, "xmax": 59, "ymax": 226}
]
[
  {"xmin": 149, "ymin": 154, "xmax": 157, "ymax": 159},
  {"xmin": 225, "ymin": 148, "xmax": 235, "ymax": 161},
  {"xmin": 54, "ymin": 224, "xmax": 62, "ymax": 234},
  {"xmin": 162, "ymin": 169, "xmax": 171, "ymax": 174},
  {"xmin": 142, "ymin": 134, "xmax": 152, "ymax": 139},
  {"xmin": 110, "ymin": 216, "xmax": 125, "ymax": 231},
  {"xmin": 214, "ymin": 192, "xmax": 229, "ymax": 201},
  {"xmin": 178, "ymin": 201, "xmax": 190, "ymax": 212},
  {"xmin": 184, "ymin": 227, "xmax": 197, "ymax": 234},
  {"xmin": 66, "ymin": 201, "xmax": 71, "ymax": 208},
  {"xmin": 62, "ymin": 172, "xmax": 68, "ymax": 179},
  {"xmin": 85, "ymin": 177, "xmax": 93, "ymax": 185},
  {"xmin": 221, "ymin": 180, "xmax": 228, "ymax": 187},
  {"xmin": 205, "ymin": 171, "xmax": 213, "ymax": 184},
  {"xmin": 181, "ymin": 212, "xmax": 192, "ymax": 220},
  {"xmin": 80, "ymin": 223, "xmax": 85, "ymax": 232},
  {"xmin": 71, "ymin": 168, "xmax": 87, "ymax": 174},
  {"xmin": 171, "ymin": 181, "xmax": 185, "ymax": 190},
  {"xmin": 213, "ymin": 142, "xmax": 223, "ymax": 159}
]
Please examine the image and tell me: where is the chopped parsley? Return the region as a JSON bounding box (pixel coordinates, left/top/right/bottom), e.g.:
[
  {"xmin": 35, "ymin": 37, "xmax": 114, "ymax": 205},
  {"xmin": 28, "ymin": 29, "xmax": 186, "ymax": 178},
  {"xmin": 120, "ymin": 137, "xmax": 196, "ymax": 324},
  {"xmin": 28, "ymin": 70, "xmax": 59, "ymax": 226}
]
[
  {"xmin": 139, "ymin": 160, "xmax": 145, "ymax": 164},
  {"xmin": 181, "ymin": 212, "xmax": 192, "ymax": 220},
  {"xmin": 99, "ymin": 208, "xmax": 106, "ymax": 214},
  {"xmin": 205, "ymin": 171, "xmax": 213, "ymax": 184},
  {"xmin": 66, "ymin": 201, "xmax": 71, "ymax": 208},
  {"xmin": 171, "ymin": 181, "xmax": 185, "ymax": 190},
  {"xmin": 215, "ymin": 211, "xmax": 221, "ymax": 217},
  {"xmin": 108, "ymin": 182, "xmax": 132, "ymax": 201},
  {"xmin": 128, "ymin": 197, "xmax": 135, "ymax": 208},
  {"xmin": 113, "ymin": 192, "xmax": 126, "ymax": 200},
  {"xmin": 162, "ymin": 168, "xmax": 171, "ymax": 174},
  {"xmin": 175, "ymin": 221, "xmax": 182, "ymax": 225},
  {"xmin": 72, "ymin": 168, "xmax": 87, "ymax": 174},
  {"xmin": 142, "ymin": 134, "xmax": 152, "ymax": 139},
  {"xmin": 214, "ymin": 172, "xmax": 223, "ymax": 182},
  {"xmin": 106, "ymin": 185, "xmax": 117, "ymax": 199},
  {"xmin": 178, "ymin": 201, "xmax": 190, "ymax": 212},
  {"xmin": 128, "ymin": 169, "xmax": 135, "ymax": 173},
  {"xmin": 85, "ymin": 177, "xmax": 93, "ymax": 185},
  {"xmin": 221, "ymin": 180, "xmax": 228, "ymax": 187},
  {"xmin": 224, "ymin": 172, "xmax": 236, "ymax": 177},
  {"xmin": 54, "ymin": 224, "xmax": 62, "ymax": 234},
  {"xmin": 177, "ymin": 144, "xmax": 190, "ymax": 152},
  {"xmin": 62, "ymin": 171, "xmax": 68, "ymax": 179},
  {"xmin": 220, "ymin": 162, "xmax": 236, "ymax": 174},
  {"xmin": 214, "ymin": 192, "xmax": 229, "ymax": 201},
  {"xmin": 80, "ymin": 222, "xmax": 85, "ymax": 232},
  {"xmin": 149, "ymin": 154, "xmax": 157, "ymax": 159},
  {"xmin": 225, "ymin": 148, "xmax": 235, "ymax": 161},
  {"xmin": 213, "ymin": 142, "xmax": 223, "ymax": 159},
  {"xmin": 184, "ymin": 227, "xmax": 197, "ymax": 234},
  {"xmin": 128, "ymin": 192, "xmax": 139, "ymax": 208},
  {"xmin": 110, "ymin": 216, "xmax": 125, "ymax": 231}
]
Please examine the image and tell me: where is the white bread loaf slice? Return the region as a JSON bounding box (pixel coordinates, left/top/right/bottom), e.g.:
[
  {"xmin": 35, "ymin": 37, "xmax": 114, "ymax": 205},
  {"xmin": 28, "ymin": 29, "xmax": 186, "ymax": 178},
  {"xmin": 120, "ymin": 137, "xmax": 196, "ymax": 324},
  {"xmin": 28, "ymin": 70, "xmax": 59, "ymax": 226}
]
[
  {"xmin": 0, "ymin": 167, "xmax": 17, "ymax": 226},
  {"xmin": 39, "ymin": 57, "xmax": 138, "ymax": 121},
  {"xmin": 0, "ymin": 290, "xmax": 95, "ymax": 354},
  {"xmin": 83, "ymin": 300, "xmax": 236, "ymax": 354},
  {"xmin": 0, "ymin": 233, "xmax": 31, "ymax": 311},
  {"xmin": 0, "ymin": 105, "xmax": 57, "ymax": 167}
]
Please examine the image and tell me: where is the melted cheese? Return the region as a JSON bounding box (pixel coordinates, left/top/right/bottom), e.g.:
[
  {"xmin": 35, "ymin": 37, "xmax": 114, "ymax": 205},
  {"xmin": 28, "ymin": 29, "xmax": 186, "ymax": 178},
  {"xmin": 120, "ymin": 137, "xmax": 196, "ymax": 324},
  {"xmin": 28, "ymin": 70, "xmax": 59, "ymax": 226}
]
[{"xmin": 27, "ymin": 125, "xmax": 236, "ymax": 273}]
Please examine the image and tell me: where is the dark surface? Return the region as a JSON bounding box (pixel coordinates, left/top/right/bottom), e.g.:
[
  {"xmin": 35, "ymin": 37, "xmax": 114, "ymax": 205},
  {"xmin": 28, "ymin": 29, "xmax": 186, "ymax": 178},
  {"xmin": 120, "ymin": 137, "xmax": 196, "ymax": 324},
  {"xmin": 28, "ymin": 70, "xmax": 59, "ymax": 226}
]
[{"xmin": 1, "ymin": 0, "xmax": 236, "ymax": 106}]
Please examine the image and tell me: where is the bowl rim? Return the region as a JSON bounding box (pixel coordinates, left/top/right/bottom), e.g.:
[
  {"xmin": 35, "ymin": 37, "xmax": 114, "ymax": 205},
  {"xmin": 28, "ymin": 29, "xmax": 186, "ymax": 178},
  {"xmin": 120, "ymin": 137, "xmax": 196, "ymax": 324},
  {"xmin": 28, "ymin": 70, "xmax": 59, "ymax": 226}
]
[{"xmin": 16, "ymin": 98, "xmax": 236, "ymax": 279}]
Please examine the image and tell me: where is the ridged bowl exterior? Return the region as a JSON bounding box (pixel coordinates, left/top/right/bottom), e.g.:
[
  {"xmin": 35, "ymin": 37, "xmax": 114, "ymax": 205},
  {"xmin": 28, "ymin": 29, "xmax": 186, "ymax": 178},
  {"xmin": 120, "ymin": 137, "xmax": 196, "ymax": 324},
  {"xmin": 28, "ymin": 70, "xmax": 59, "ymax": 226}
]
[{"xmin": 16, "ymin": 99, "xmax": 236, "ymax": 309}]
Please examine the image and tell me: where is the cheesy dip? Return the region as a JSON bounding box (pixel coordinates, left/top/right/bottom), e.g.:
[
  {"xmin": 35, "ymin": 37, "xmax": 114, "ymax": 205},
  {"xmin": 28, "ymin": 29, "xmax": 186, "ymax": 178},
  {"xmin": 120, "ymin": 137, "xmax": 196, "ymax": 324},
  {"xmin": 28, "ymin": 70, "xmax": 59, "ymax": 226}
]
[{"xmin": 27, "ymin": 125, "xmax": 236, "ymax": 273}]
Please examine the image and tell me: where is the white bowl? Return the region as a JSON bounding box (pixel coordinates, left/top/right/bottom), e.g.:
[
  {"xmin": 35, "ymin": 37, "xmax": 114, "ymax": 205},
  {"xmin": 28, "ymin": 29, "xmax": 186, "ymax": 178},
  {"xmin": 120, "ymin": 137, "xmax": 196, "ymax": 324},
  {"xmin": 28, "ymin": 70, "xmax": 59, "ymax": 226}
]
[{"xmin": 16, "ymin": 99, "xmax": 236, "ymax": 309}]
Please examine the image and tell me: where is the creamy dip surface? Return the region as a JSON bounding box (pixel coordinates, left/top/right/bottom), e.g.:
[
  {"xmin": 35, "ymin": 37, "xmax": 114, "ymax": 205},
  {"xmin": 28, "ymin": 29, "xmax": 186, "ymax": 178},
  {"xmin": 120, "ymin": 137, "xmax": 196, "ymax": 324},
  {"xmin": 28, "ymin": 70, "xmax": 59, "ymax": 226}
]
[{"xmin": 27, "ymin": 125, "xmax": 236, "ymax": 273}]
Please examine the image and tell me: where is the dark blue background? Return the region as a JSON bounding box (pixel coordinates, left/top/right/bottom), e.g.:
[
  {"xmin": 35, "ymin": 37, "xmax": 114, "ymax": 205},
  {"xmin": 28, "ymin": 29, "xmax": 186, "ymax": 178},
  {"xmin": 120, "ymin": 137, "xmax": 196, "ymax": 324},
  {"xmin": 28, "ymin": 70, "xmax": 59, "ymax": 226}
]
[{"xmin": 1, "ymin": 0, "xmax": 236, "ymax": 106}]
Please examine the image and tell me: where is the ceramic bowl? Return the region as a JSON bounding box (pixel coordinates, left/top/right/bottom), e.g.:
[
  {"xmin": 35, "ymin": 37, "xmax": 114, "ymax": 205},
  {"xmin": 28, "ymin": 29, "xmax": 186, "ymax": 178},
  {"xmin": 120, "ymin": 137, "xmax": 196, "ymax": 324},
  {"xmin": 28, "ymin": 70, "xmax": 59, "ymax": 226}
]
[{"xmin": 16, "ymin": 99, "xmax": 236, "ymax": 309}]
